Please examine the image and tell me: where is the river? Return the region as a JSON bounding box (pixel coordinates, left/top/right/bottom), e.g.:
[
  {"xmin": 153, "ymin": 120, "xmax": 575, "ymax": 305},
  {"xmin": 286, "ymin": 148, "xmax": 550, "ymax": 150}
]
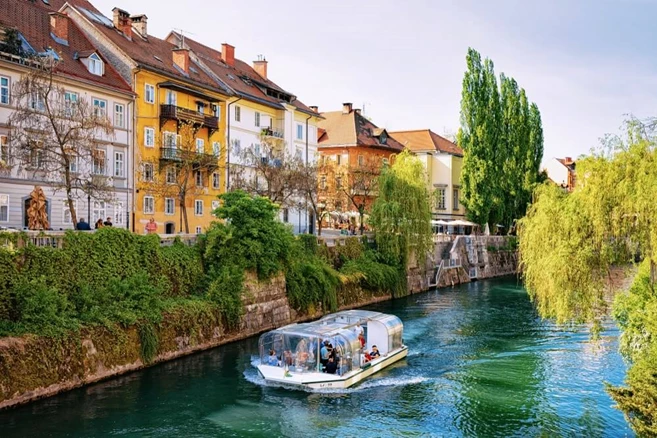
[{"xmin": 0, "ymin": 277, "xmax": 632, "ymax": 437}]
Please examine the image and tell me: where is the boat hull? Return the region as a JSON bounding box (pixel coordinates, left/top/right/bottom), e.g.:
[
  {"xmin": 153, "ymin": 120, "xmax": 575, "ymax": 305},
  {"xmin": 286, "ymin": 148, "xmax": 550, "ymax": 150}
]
[{"xmin": 257, "ymin": 346, "xmax": 408, "ymax": 390}]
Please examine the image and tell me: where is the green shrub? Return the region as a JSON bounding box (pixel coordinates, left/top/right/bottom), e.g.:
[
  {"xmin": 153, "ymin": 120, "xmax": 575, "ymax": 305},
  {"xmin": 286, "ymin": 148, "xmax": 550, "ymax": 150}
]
[
  {"xmin": 206, "ymin": 265, "xmax": 244, "ymax": 329},
  {"xmin": 286, "ymin": 256, "xmax": 340, "ymax": 314},
  {"xmin": 298, "ymin": 234, "xmax": 318, "ymax": 255},
  {"xmin": 340, "ymin": 251, "xmax": 405, "ymax": 297},
  {"xmin": 138, "ymin": 322, "xmax": 159, "ymax": 364}
]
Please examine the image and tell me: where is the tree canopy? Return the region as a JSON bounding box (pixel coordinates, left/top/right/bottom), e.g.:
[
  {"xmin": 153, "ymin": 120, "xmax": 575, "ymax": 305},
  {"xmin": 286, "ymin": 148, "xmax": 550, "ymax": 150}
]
[
  {"xmin": 457, "ymin": 48, "xmax": 544, "ymax": 228},
  {"xmin": 369, "ymin": 150, "xmax": 432, "ymax": 265},
  {"xmin": 517, "ymin": 118, "xmax": 657, "ymax": 434}
]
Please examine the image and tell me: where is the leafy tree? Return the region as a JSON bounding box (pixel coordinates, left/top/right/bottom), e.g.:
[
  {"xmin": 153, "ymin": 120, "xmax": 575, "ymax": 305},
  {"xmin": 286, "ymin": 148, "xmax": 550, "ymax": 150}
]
[
  {"xmin": 370, "ymin": 150, "xmax": 432, "ymax": 266},
  {"xmin": 0, "ymin": 28, "xmax": 23, "ymax": 56},
  {"xmin": 518, "ymin": 118, "xmax": 657, "ymax": 434},
  {"xmin": 458, "ymin": 48, "xmax": 544, "ymax": 228},
  {"xmin": 8, "ymin": 59, "xmax": 116, "ymax": 228}
]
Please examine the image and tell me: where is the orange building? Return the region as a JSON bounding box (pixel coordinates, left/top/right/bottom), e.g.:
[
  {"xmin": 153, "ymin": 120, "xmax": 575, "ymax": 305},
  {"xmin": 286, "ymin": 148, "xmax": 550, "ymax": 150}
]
[{"xmin": 317, "ymin": 103, "xmax": 404, "ymax": 229}]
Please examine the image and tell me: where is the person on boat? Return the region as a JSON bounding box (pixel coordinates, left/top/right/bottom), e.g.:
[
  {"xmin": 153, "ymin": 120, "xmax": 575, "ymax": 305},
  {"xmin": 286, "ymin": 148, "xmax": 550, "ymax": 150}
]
[
  {"xmin": 353, "ymin": 323, "xmax": 363, "ymax": 337},
  {"xmin": 358, "ymin": 333, "xmax": 366, "ymax": 349},
  {"xmin": 283, "ymin": 350, "xmax": 293, "ymax": 366},
  {"xmin": 370, "ymin": 345, "xmax": 381, "ymax": 359},
  {"xmin": 320, "ymin": 341, "xmax": 330, "ymax": 368},
  {"xmin": 268, "ymin": 349, "xmax": 279, "ymax": 366},
  {"xmin": 325, "ymin": 356, "xmax": 338, "ymax": 374}
]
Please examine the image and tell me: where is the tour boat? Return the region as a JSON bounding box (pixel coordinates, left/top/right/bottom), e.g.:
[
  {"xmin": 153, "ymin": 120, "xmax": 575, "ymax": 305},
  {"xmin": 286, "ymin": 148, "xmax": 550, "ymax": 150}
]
[{"xmin": 256, "ymin": 310, "xmax": 408, "ymax": 390}]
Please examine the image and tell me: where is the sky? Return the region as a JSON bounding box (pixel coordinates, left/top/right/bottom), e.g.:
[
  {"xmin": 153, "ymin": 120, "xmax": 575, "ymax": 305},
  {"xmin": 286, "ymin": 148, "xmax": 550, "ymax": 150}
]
[{"xmin": 91, "ymin": 0, "xmax": 657, "ymax": 167}]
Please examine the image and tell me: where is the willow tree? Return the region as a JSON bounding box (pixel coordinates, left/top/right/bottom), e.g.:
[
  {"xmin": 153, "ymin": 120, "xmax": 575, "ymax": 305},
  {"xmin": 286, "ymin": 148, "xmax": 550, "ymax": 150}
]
[
  {"xmin": 369, "ymin": 150, "xmax": 432, "ymax": 266},
  {"xmin": 518, "ymin": 118, "xmax": 657, "ymax": 434}
]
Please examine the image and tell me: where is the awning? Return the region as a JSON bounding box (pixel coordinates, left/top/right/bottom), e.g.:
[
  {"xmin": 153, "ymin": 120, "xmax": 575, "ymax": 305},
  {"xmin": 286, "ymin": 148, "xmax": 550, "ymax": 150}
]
[
  {"xmin": 450, "ymin": 219, "xmax": 477, "ymax": 226},
  {"xmin": 431, "ymin": 220, "xmax": 449, "ymax": 225}
]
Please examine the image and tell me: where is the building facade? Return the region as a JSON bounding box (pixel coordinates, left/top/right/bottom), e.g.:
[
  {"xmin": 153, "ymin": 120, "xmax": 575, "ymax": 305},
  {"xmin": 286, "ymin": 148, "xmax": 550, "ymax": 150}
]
[
  {"xmin": 317, "ymin": 103, "xmax": 404, "ymax": 229},
  {"xmin": 0, "ymin": 0, "xmax": 134, "ymax": 230},
  {"xmin": 62, "ymin": 3, "xmax": 229, "ymax": 234},
  {"xmin": 166, "ymin": 34, "xmax": 322, "ymax": 233},
  {"xmin": 544, "ymin": 156, "xmax": 576, "ymax": 192},
  {"xmin": 389, "ymin": 129, "xmax": 466, "ymax": 220}
]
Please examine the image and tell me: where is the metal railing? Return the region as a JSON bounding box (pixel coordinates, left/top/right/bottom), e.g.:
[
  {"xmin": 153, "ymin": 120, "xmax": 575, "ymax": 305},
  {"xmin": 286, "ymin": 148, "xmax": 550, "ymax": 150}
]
[
  {"xmin": 160, "ymin": 104, "xmax": 219, "ymax": 130},
  {"xmin": 0, "ymin": 230, "xmax": 199, "ymax": 249}
]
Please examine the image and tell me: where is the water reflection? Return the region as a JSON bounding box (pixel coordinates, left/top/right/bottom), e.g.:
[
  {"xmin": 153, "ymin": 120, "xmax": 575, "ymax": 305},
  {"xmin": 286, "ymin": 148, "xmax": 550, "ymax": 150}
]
[{"xmin": 0, "ymin": 277, "xmax": 632, "ymax": 437}]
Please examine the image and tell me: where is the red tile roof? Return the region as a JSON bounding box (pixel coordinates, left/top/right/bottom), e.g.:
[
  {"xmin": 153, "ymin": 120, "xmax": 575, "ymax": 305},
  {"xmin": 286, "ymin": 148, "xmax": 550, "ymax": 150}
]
[
  {"xmin": 318, "ymin": 109, "xmax": 404, "ymax": 152},
  {"xmin": 168, "ymin": 32, "xmax": 317, "ymax": 115},
  {"xmin": 62, "ymin": 0, "xmax": 226, "ymax": 93},
  {"xmin": 389, "ymin": 129, "xmax": 463, "ymax": 157},
  {"xmin": 0, "ymin": 0, "xmax": 131, "ymax": 94}
]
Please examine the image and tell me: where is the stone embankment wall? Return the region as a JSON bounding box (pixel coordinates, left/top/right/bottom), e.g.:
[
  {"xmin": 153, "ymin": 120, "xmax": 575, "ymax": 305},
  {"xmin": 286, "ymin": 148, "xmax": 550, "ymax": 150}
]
[
  {"xmin": 0, "ymin": 236, "xmax": 518, "ymax": 410},
  {"xmin": 0, "ymin": 273, "xmax": 390, "ymax": 410}
]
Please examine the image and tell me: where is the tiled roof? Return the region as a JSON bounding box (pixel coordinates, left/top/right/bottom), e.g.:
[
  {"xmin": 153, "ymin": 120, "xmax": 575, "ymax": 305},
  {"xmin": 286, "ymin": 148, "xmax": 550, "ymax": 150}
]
[
  {"xmin": 63, "ymin": 0, "xmax": 226, "ymax": 93},
  {"xmin": 169, "ymin": 33, "xmax": 317, "ymax": 115},
  {"xmin": 0, "ymin": 0, "xmax": 131, "ymax": 94},
  {"xmin": 318, "ymin": 110, "xmax": 404, "ymax": 152},
  {"xmin": 389, "ymin": 129, "xmax": 463, "ymax": 157}
]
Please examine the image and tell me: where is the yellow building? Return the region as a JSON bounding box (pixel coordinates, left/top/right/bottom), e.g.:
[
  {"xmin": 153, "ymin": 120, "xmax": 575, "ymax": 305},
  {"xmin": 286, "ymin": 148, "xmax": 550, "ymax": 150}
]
[
  {"xmin": 64, "ymin": 5, "xmax": 230, "ymax": 234},
  {"xmin": 389, "ymin": 130, "xmax": 466, "ymax": 220}
]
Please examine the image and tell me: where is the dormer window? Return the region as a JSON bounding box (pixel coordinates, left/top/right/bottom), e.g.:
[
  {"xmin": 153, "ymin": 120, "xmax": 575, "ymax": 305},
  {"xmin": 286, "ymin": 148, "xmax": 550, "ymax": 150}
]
[
  {"xmin": 380, "ymin": 132, "xmax": 387, "ymax": 145},
  {"xmin": 88, "ymin": 53, "xmax": 104, "ymax": 76}
]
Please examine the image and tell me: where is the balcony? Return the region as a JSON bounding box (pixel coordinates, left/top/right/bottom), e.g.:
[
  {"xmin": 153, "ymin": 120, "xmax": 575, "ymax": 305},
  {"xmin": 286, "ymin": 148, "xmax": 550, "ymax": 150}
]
[
  {"xmin": 260, "ymin": 127, "xmax": 284, "ymax": 139},
  {"xmin": 160, "ymin": 147, "xmax": 220, "ymax": 170},
  {"xmin": 160, "ymin": 104, "xmax": 219, "ymax": 134}
]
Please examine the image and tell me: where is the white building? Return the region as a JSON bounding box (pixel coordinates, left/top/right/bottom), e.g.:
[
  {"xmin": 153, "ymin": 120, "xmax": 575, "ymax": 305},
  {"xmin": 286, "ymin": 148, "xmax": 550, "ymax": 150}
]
[{"xmin": 0, "ymin": 2, "xmax": 134, "ymax": 230}]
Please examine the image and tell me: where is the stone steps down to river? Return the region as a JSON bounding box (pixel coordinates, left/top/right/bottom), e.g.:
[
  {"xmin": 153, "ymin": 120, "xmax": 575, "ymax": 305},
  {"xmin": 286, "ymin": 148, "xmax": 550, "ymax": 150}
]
[{"xmin": 0, "ymin": 236, "xmax": 518, "ymax": 410}]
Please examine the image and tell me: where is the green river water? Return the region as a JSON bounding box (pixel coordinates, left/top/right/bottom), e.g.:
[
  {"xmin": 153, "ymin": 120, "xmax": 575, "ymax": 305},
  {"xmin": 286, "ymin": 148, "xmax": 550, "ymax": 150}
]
[{"xmin": 0, "ymin": 277, "xmax": 632, "ymax": 437}]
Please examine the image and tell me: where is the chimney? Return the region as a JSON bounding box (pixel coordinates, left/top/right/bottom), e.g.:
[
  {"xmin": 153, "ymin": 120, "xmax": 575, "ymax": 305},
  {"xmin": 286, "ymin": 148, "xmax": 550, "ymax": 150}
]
[
  {"xmin": 565, "ymin": 156, "xmax": 572, "ymax": 162},
  {"xmin": 221, "ymin": 43, "xmax": 235, "ymax": 67},
  {"xmin": 112, "ymin": 8, "xmax": 132, "ymax": 39},
  {"xmin": 49, "ymin": 12, "xmax": 68, "ymax": 42},
  {"xmin": 172, "ymin": 48, "xmax": 190, "ymax": 74},
  {"xmin": 309, "ymin": 105, "xmax": 318, "ymax": 113},
  {"xmin": 253, "ymin": 55, "xmax": 268, "ymax": 79},
  {"xmin": 354, "ymin": 108, "xmax": 361, "ymax": 115},
  {"xmin": 342, "ymin": 102, "xmax": 353, "ymax": 114},
  {"xmin": 130, "ymin": 14, "xmax": 148, "ymax": 37}
]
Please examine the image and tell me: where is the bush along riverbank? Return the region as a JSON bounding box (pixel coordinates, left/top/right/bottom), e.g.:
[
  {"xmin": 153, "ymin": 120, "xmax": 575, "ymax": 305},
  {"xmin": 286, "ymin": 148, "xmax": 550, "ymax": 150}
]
[{"xmin": 0, "ymin": 191, "xmax": 411, "ymax": 409}]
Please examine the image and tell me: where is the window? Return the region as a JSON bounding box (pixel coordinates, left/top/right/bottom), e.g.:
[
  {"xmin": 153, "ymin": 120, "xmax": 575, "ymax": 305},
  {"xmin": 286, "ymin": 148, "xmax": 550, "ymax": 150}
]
[
  {"xmin": 143, "ymin": 162, "xmax": 154, "ymax": 181},
  {"xmin": 145, "ymin": 84, "xmax": 155, "ymax": 104},
  {"xmin": 93, "ymin": 149, "xmax": 106, "ymax": 175},
  {"xmin": 0, "ymin": 135, "xmax": 8, "ymax": 163},
  {"xmin": 254, "ymin": 111, "xmax": 260, "ymax": 127},
  {"xmin": 69, "ymin": 155, "xmax": 78, "ymax": 173},
  {"xmin": 92, "ymin": 98, "xmax": 107, "ymax": 118},
  {"xmin": 212, "ymin": 172, "xmax": 220, "ymax": 189},
  {"xmin": 196, "ymin": 102, "xmax": 204, "ymax": 114},
  {"xmin": 296, "ymin": 124, "xmax": 303, "ymax": 140},
  {"xmin": 30, "ymin": 91, "xmax": 45, "ymax": 112},
  {"xmin": 295, "ymin": 149, "xmax": 303, "ymax": 161},
  {"xmin": 195, "ymin": 226, "xmax": 202, "ymax": 235},
  {"xmin": 212, "ymin": 141, "xmax": 220, "ymax": 157},
  {"xmin": 114, "ymin": 103, "xmax": 125, "ymax": 128},
  {"xmin": 211, "ymin": 200, "xmax": 220, "ymax": 215},
  {"xmin": 164, "ymin": 198, "xmax": 175, "ymax": 215},
  {"xmin": 336, "ymin": 176, "xmax": 342, "ymax": 190},
  {"xmin": 92, "ymin": 200, "xmax": 106, "ymax": 222},
  {"xmin": 144, "ymin": 127, "xmax": 155, "ymax": 147},
  {"xmin": 165, "ymin": 90, "xmax": 177, "ymax": 105},
  {"xmin": 436, "ymin": 188, "xmax": 446, "ymax": 210},
  {"xmin": 166, "ymin": 166, "xmax": 176, "ymax": 184},
  {"xmin": 320, "ymin": 176, "xmax": 327, "ymax": 190},
  {"xmin": 30, "ymin": 148, "xmax": 44, "ymax": 168},
  {"xmin": 114, "ymin": 151, "xmax": 124, "ymax": 178},
  {"xmin": 0, "ymin": 194, "xmax": 8, "ymax": 222},
  {"xmin": 232, "ymin": 139, "xmax": 241, "ymax": 156},
  {"xmin": 88, "ymin": 53, "xmax": 104, "ymax": 76},
  {"xmin": 195, "ymin": 170, "xmax": 203, "ymax": 187},
  {"xmin": 194, "ymin": 200, "xmax": 203, "ymax": 216},
  {"xmin": 143, "ymin": 196, "xmax": 154, "ymax": 214},
  {"xmin": 63, "ymin": 200, "xmax": 77, "ymax": 224},
  {"xmin": 283, "ymin": 208, "xmax": 289, "ymax": 223},
  {"xmin": 64, "ymin": 91, "xmax": 78, "ymax": 116},
  {"xmin": 358, "ymin": 155, "xmax": 364, "ymax": 167},
  {"xmin": 163, "ymin": 131, "xmax": 179, "ymax": 148},
  {"xmin": 0, "ymin": 76, "xmax": 9, "ymax": 105},
  {"xmin": 234, "ymin": 105, "xmax": 241, "ymax": 122},
  {"xmin": 453, "ymin": 188, "xmax": 460, "ymax": 211},
  {"xmin": 196, "ymin": 138, "xmax": 204, "ymax": 154},
  {"xmin": 114, "ymin": 202, "xmax": 124, "ymax": 226},
  {"xmin": 336, "ymin": 154, "xmax": 341, "ymax": 165},
  {"xmin": 213, "ymin": 104, "xmax": 220, "ymax": 118},
  {"xmin": 379, "ymin": 132, "xmax": 387, "ymax": 145}
]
